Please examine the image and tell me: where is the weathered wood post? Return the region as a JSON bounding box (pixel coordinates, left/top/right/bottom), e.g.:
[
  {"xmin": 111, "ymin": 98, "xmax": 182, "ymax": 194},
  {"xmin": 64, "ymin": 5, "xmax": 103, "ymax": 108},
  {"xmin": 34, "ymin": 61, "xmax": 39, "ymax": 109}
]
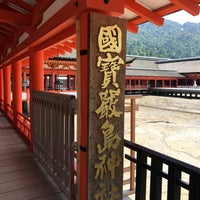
[{"xmin": 77, "ymin": 11, "xmax": 126, "ymax": 199}]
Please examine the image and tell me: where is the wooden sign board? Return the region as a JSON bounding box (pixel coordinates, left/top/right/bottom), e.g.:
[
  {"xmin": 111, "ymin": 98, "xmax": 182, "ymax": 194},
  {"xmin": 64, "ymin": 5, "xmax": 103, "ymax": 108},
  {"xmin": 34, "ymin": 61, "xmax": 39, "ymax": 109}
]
[{"xmin": 88, "ymin": 12, "xmax": 126, "ymax": 199}]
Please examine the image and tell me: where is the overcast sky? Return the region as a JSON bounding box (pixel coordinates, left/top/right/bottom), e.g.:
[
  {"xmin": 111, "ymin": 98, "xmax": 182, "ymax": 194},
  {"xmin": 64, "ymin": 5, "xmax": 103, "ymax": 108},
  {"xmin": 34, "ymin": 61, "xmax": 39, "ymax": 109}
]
[{"xmin": 164, "ymin": 10, "xmax": 200, "ymax": 24}]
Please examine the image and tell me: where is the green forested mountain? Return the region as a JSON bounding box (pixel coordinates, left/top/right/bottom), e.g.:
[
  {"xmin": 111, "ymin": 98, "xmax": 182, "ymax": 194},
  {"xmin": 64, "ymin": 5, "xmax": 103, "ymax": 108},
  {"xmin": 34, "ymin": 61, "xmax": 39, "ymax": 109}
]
[{"xmin": 127, "ymin": 20, "xmax": 200, "ymax": 59}]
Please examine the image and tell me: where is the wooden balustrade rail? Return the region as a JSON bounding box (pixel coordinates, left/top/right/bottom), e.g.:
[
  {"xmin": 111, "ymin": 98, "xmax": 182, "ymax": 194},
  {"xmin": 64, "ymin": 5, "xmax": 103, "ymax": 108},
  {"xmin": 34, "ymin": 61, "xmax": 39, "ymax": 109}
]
[
  {"xmin": 32, "ymin": 91, "xmax": 77, "ymax": 199},
  {"xmin": 124, "ymin": 139, "xmax": 200, "ymax": 200},
  {"xmin": 16, "ymin": 112, "xmax": 31, "ymax": 142}
]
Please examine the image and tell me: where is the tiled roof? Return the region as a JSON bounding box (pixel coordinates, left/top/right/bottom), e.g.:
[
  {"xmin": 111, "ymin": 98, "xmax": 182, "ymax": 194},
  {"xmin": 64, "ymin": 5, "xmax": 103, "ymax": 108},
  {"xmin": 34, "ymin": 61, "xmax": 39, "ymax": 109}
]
[{"xmin": 126, "ymin": 68, "xmax": 184, "ymax": 78}]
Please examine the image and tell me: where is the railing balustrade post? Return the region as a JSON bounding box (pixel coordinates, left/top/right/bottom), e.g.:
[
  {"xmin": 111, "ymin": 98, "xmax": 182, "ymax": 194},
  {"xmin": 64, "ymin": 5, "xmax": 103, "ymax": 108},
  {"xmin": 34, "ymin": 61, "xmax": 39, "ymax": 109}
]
[
  {"xmin": 32, "ymin": 91, "xmax": 76, "ymax": 199},
  {"xmin": 189, "ymin": 173, "xmax": 200, "ymax": 200},
  {"xmin": 135, "ymin": 151, "xmax": 147, "ymax": 200},
  {"xmin": 124, "ymin": 139, "xmax": 200, "ymax": 200},
  {"xmin": 150, "ymin": 158, "xmax": 162, "ymax": 200},
  {"xmin": 167, "ymin": 165, "xmax": 181, "ymax": 200}
]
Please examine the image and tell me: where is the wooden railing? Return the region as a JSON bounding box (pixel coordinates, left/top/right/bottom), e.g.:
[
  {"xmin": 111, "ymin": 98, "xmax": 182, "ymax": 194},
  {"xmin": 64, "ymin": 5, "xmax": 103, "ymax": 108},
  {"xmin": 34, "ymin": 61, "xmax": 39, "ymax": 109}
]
[
  {"xmin": 0, "ymin": 99, "xmax": 31, "ymax": 143},
  {"xmin": 124, "ymin": 139, "xmax": 200, "ymax": 200},
  {"xmin": 1, "ymin": 96, "xmax": 199, "ymax": 200},
  {"xmin": 16, "ymin": 112, "xmax": 31, "ymax": 142},
  {"xmin": 0, "ymin": 99, "xmax": 4, "ymax": 111},
  {"xmin": 6, "ymin": 103, "xmax": 13, "ymax": 121},
  {"xmin": 32, "ymin": 91, "xmax": 77, "ymax": 199}
]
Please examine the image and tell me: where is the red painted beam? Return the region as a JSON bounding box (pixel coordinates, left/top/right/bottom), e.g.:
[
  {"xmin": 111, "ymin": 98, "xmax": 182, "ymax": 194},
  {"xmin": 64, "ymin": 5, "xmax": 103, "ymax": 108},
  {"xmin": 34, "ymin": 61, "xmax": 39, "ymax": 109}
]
[
  {"xmin": 170, "ymin": 0, "xmax": 199, "ymax": 16},
  {"xmin": 27, "ymin": 0, "xmax": 83, "ymax": 48},
  {"xmin": 0, "ymin": 25, "xmax": 14, "ymax": 37},
  {"xmin": 52, "ymin": 47, "xmax": 65, "ymax": 55},
  {"xmin": 125, "ymin": 0, "xmax": 164, "ymax": 26},
  {"xmin": 35, "ymin": 0, "xmax": 55, "ymax": 13},
  {"xmin": 44, "ymin": 51, "xmax": 56, "ymax": 59},
  {"xmin": 127, "ymin": 22, "xmax": 138, "ymax": 34},
  {"xmin": 0, "ymin": 9, "xmax": 32, "ymax": 25},
  {"xmin": 0, "ymin": 33, "xmax": 12, "ymax": 44},
  {"xmin": 31, "ymin": 0, "xmax": 56, "ymax": 31},
  {"xmin": 22, "ymin": 58, "xmax": 29, "ymax": 66},
  {"xmin": 8, "ymin": 0, "xmax": 34, "ymax": 12},
  {"xmin": 86, "ymin": 0, "xmax": 124, "ymax": 16},
  {"xmin": 1, "ymin": 0, "xmax": 123, "ymax": 66},
  {"xmin": 28, "ymin": 0, "xmax": 123, "ymax": 49},
  {"xmin": 34, "ymin": 25, "xmax": 76, "ymax": 52},
  {"xmin": 56, "ymin": 44, "xmax": 73, "ymax": 53},
  {"xmin": 43, "ymin": 69, "xmax": 77, "ymax": 75},
  {"xmin": 63, "ymin": 41, "xmax": 76, "ymax": 49},
  {"xmin": 155, "ymin": 4, "xmax": 180, "ymax": 16},
  {"xmin": 45, "ymin": 49, "xmax": 59, "ymax": 57},
  {"xmin": 130, "ymin": 3, "xmax": 179, "ymax": 25}
]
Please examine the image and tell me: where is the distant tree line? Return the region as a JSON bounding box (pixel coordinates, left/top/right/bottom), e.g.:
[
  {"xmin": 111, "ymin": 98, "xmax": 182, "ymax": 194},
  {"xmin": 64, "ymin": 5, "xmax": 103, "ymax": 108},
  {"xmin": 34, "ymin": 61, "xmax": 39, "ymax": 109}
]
[{"xmin": 127, "ymin": 20, "xmax": 200, "ymax": 59}]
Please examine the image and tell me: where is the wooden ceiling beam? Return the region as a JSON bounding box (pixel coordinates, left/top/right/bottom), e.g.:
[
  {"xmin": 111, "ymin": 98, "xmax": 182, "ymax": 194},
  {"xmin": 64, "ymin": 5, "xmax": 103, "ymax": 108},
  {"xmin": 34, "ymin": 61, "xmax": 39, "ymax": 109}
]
[
  {"xmin": 170, "ymin": 0, "xmax": 199, "ymax": 16},
  {"xmin": 34, "ymin": 0, "xmax": 56, "ymax": 13},
  {"xmin": 52, "ymin": 47, "xmax": 65, "ymax": 55},
  {"xmin": 30, "ymin": 0, "xmax": 56, "ymax": 31},
  {"xmin": 34, "ymin": 25, "xmax": 76, "ymax": 52},
  {"xmin": 0, "ymin": 25, "xmax": 14, "ymax": 36},
  {"xmin": 56, "ymin": 44, "xmax": 72, "ymax": 53},
  {"xmin": 63, "ymin": 41, "xmax": 76, "ymax": 49},
  {"xmin": 127, "ymin": 22, "xmax": 138, "ymax": 34},
  {"xmin": 0, "ymin": 8, "xmax": 32, "ymax": 25},
  {"xmin": 131, "ymin": 4, "xmax": 180, "ymax": 25},
  {"xmin": 44, "ymin": 51, "xmax": 56, "ymax": 60},
  {"xmin": 0, "ymin": 22, "xmax": 18, "ymax": 33},
  {"xmin": 46, "ymin": 49, "xmax": 59, "ymax": 56},
  {"xmin": 86, "ymin": 0, "xmax": 124, "ymax": 16},
  {"xmin": 0, "ymin": 45, "xmax": 4, "ymax": 55},
  {"xmin": 125, "ymin": 0, "xmax": 164, "ymax": 26},
  {"xmin": 22, "ymin": 58, "xmax": 29, "ymax": 66},
  {"xmin": 59, "ymin": 45, "xmax": 73, "ymax": 53},
  {"xmin": 0, "ymin": 33, "xmax": 13, "ymax": 44},
  {"xmin": 7, "ymin": 0, "xmax": 34, "ymax": 13},
  {"xmin": 155, "ymin": 4, "xmax": 180, "ymax": 16}
]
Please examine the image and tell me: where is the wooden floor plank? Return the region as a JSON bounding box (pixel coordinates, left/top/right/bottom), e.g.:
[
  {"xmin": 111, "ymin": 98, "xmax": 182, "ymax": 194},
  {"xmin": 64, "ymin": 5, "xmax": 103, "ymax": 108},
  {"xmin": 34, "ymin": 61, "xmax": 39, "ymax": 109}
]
[
  {"xmin": 0, "ymin": 182, "xmax": 61, "ymax": 200},
  {"xmin": 0, "ymin": 168, "xmax": 43, "ymax": 184},
  {"xmin": 0, "ymin": 144, "xmax": 27, "ymax": 152},
  {"xmin": 0, "ymin": 151, "xmax": 32, "ymax": 161},
  {"xmin": 0, "ymin": 161, "xmax": 37, "ymax": 174},
  {"xmin": 0, "ymin": 176, "xmax": 50, "ymax": 194},
  {"xmin": 35, "ymin": 192, "xmax": 67, "ymax": 200},
  {"xmin": 0, "ymin": 111, "xmax": 68, "ymax": 200},
  {"xmin": 0, "ymin": 156, "xmax": 33, "ymax": 167}
]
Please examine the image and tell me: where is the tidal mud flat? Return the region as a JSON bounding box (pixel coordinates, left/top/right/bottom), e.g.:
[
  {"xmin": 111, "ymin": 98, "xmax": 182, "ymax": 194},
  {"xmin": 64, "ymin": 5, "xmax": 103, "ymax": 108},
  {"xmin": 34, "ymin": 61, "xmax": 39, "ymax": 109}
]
[
  {"xmin": 123, "ymin": 96, "xmax": 200, "ymax": 200},
  {"xmin": 125, "ymin": 95, "xmax": 200, "ymax": 168}
]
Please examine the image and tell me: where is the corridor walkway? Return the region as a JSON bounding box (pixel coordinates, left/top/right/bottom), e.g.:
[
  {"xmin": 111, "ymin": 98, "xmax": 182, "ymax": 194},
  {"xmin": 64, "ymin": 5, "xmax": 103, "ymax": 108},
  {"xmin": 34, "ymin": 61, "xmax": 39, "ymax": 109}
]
[{"xmin": 0, "ymin": 111, "xmax": 67, "ymax": 200}]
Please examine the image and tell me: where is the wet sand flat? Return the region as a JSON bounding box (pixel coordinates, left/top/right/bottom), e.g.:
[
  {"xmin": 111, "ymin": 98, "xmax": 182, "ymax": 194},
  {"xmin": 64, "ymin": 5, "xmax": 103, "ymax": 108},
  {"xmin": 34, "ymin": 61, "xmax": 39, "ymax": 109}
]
[
  {"xmin": 125, "ymin": 95, "xmax": 200, "ymax": 168},
  {"xmin": 123, "ymin": 95, "xmax": 200, "ymax": 199}
]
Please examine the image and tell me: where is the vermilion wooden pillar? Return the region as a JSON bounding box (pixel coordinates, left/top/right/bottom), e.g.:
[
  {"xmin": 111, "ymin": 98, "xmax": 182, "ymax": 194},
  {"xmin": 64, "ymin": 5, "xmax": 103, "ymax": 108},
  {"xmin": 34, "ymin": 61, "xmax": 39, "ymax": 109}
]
[
  {"xmin": 12, "ymin": 61, "xmax": 22, "ymax": 127},
  {"xmin": 169, "ymin": 80, "xmax": 172, "ymax": 87},
  {"xmin": 76, "ymin": 11, "xmax": 89, "ymax": 200},
  {"xmin": 76, "ymin": 1, "xmax": 124, "ymax": 199},
  {"xmin": 162, "ymin": 80, "xmax": 164, "ymax": 87},
  {"xmin": 29, "ymin": 50, "xmax": 44, "ymax": 91},
  {"xmin": 0, "ymin": 68, "xmax": 4, "ymax": 102},
  {"xmin": 29, "ymin": 50, "xmax": 44, "ymax": 149},
  {"xmin": 3, "ymin": 66, "xmax": 11, "ymax": 115},
  {"xmin": 77, "ymin": 11, "xmax": 126, "ymax": 200}
]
